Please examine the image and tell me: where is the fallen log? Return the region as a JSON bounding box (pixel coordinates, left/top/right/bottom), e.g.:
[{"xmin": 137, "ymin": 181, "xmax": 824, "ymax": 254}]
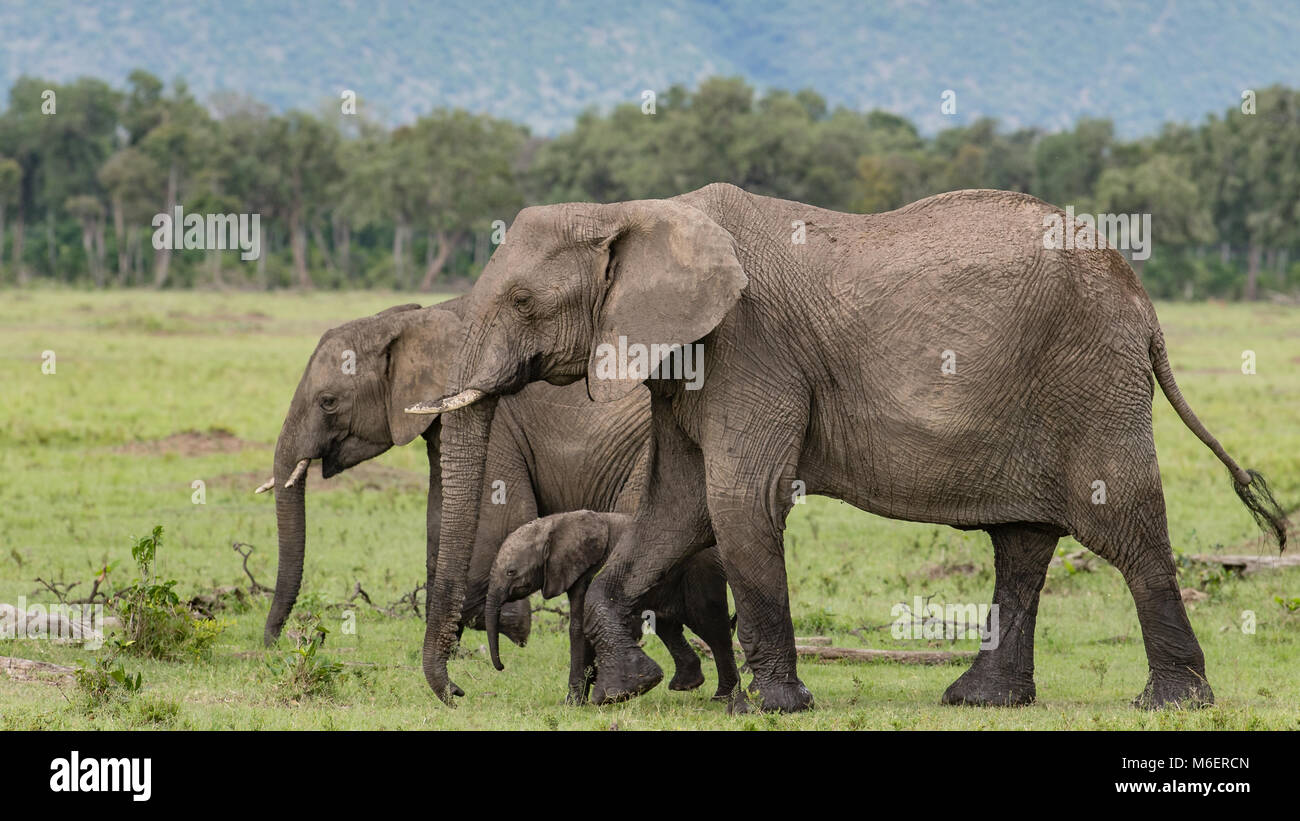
[
  {"xmin": 1187, "ymin": 554, "xmax": 1300, "ymax": 574},
  {"xmin": 0, "ymin": 655, "xmax": 76, "ymax": 683},
  {"xmin": 691, "ymin": 638, "xmax": 973, "ymax": 665}
]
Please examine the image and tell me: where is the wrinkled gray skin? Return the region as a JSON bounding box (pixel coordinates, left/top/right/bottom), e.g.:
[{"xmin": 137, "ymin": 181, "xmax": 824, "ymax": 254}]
[
  {"xmin": 416, "ymin": 182, "xmax": 1286, "ymax": 712},
  {"xmin": 264, "ymin": 299, "xmax": 694, "ymax": 678},
  {"xmin": 484, "ymin": 511, "xmax": 739, "ymax": 704}
]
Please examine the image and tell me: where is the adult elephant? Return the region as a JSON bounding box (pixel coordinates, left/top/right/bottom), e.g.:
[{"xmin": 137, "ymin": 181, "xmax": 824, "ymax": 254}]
[
  {"xmin": 258, "ymin": 298, "xmax": 661, "ymax": 663},
  {"xmin": 410, "ymin": 182, "xmax": 1287, "ymax": 711}
]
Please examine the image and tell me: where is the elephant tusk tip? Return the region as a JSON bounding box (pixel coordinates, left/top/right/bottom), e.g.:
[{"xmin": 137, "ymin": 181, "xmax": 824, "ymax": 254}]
[
  {"xmin": 405, "ymin": 389, "xmax": 485, "ymax": 415},
  {"xmin": 253, "ymin": 477, "xmax": 275, "ymax": 494},
  {"xmin": 283, "ymin": 459, "xmax": 310, "ymax": 488}
]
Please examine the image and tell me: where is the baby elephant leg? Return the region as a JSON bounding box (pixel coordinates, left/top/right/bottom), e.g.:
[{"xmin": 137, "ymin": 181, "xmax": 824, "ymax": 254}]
[
  {"xmin": 656, "ymin": 617, "xmax": 706, "ymax": 691},
  {"xmin": 566, "ymin": 585, "xmax": 597, "ymax": 705}
]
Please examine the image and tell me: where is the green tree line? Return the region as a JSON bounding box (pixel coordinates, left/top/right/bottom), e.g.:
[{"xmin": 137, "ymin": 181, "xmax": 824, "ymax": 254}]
[{"xmin": 1, "ymin": 72, "xmax": 1297, "ymax": 299}]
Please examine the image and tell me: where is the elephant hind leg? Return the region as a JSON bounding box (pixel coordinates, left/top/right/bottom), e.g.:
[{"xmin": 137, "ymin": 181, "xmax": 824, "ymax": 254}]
[
  {"xmin": 691, "ymin": 617, "xmax": 740, "ymax": 702},
  {"xmin": 682, "ymin": 552, "xmax": 741, "ymax": 701},
  {"xmin": 1071, "ymin": 487, "xmax": 1212, "ymax": 709},
  {"xmin": 941, "ymin": 523, "xmax": 1059, "ymax": 707},
  {"xmin": 658, "ymin": 618, "xmax": 706, "ymax": 691}
]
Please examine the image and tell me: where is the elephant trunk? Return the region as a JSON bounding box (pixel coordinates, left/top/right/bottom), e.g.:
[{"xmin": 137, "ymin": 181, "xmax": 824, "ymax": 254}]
[
  {"xmin": 423, "ymin": 394, "xmax": 499, "ymax": 702},
  {"xmin": 484, "ymin": 586, "xmax": 508, "ymax": 671},
  {"xmin": 265, "ymin": 433, "xmax": 308, "ymax": 645}
]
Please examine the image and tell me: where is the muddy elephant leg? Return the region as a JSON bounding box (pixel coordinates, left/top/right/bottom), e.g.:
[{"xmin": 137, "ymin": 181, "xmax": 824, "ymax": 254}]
[
  {"xmin": 942, "ymin": 523, "xmax": 1059, "ymax": 706},
  {"xmin": 657, "ymin": 618, "xmax": 706, "ymax": 691},
  {"xmin": 585, "ymin": 394, "xmax": 715, "ymax": 705},
  {"xmin": 1073, "ymin": 482, "xmax": 1211, "ymax": 709}
]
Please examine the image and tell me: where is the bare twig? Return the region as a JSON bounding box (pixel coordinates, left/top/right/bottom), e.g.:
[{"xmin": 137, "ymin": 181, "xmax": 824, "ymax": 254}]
[
  {"xmin": 348, "ymin": 582, "xmax": 374, "ymax": 606},
  {"xmin": 232, "ymin": 542, "xmax": 273, "ymax": 595},
  {"xmin": 31, "ymin": 577, "xmax": 77, "ymax": 603},
  {"xmin": 531, "ymin": 604, "xmax": 570, "ymax": 620}
]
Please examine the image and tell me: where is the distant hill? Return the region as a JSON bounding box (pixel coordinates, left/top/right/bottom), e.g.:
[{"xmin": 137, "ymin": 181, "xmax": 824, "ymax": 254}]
[{"xmin": 2, "ymin": 0, "xmax": 1297, "ymax": 135}]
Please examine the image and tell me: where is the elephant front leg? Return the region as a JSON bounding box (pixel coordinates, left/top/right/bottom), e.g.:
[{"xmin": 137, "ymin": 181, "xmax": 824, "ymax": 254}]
[
  {"xmin": 942, "ymin": 524, "xmax": 1058, "ymax": 707},
  {"xmin": 565, "ymin": 586, "xmax": 596, "ymax": 705},
  {"xmin": 584, "ymin": 394, "xmax": 716, "ymax": 705},
  {"xmin": 711, "ymin": 514, "xmax": 809, "ymax": 714},
  {"xmin": 702, "ymin": 398, "xmax": 812, "ymax": 714},
  {"xmin": 584, "ymin": 559, "xmax": 667, "ymax": 704}
]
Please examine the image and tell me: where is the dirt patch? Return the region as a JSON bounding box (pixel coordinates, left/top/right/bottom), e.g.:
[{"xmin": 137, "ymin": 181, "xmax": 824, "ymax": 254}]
[
  {"xmin": 95, "ymin": 308, "xmax": 272, "ymax": 336},
  {"xmin": 924, "ymin": 562, "xmax": 978, "ymax": 580},
  {"xmin": 166, "ymin": 309, "xmax": 272, "ymax": 325},
  {"xmin": 115, "ymin": 428, "xmax": 262, "ymax": 457}
]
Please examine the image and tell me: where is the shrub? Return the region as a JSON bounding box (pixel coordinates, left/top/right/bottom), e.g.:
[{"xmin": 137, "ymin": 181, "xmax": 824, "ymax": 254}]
[
  {"xmin": 113, "ymin": 526, "xmax": 226, "ymax": 660},
  {"xmin": 73, "ymin": 643, "xmax": 142, "ymax": 708},
  {"xmin": 266, "ymin": 615, "xmax": 343, "ymax": 702}
]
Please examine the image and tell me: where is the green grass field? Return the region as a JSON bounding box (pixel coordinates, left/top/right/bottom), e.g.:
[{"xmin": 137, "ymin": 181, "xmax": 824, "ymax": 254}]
[{"xmin": 1, "ymin": 290, "xmax": 1297, "ymax": 730}]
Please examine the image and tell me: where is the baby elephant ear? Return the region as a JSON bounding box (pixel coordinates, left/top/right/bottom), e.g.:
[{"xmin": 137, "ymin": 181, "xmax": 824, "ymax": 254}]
[
  {"xmin": 587, "ymin": 200, "xmax": 747, "ymax": 402},
  {"xmin": 386, "ymin": 307, "xmax": 465, "ymax": 446},
  {"xmin": 542, "ymin": 511, "xmax": 611, "ymax": 599}
]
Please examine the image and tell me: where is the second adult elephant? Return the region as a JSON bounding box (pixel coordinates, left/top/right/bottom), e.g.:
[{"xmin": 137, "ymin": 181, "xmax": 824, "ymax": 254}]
[{"xmin": 258, "ymin": 299, "xmax": 663, "ymax": 668}]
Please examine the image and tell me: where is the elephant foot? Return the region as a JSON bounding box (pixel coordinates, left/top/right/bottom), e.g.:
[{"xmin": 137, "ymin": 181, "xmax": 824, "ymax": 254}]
[
  {"xmin": 565, "ymin": 690, "xmax": 588, "ymax": 706},
  {"xmin": 728, "ymin": 678, "xmax": 814, "ymax": 714},
  {"xmin": 668, "ymin": 666, "xmax": 705, "ymax": 692},
  {"xmin": 591, "ymin": 648, "xmax": 662, "ymax": 705},
  {"xmin": 941, "ymin": 666, "xmax": 1036, "ymax": 707},
  {"xmin": 1132, "ymin": 670, "xmax": 1214, "ymax": 710}
]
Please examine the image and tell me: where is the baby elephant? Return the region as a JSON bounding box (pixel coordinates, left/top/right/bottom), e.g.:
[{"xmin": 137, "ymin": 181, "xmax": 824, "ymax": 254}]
[{"xmin": 485, "ymin": 510, "xmax": 739, "ymax": 704}]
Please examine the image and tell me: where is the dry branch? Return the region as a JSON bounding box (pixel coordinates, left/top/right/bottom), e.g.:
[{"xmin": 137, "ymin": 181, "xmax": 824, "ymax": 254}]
[
  {"xmin": 232, "ymin": 542, "xmax": 274, "ymax": 595},
  {"xmin": 690, "ymin": 638, "xmax": 973, "ymax": 665}
]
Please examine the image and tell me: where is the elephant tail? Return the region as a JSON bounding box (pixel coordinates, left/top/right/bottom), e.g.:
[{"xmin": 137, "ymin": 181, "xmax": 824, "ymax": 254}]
[{"xmin": 1150, "ymin": 332, "xmax": 1287, "ymax": 550}]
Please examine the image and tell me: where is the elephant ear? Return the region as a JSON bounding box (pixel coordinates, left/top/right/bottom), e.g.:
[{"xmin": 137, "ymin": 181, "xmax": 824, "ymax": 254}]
[
  {"xmin": 586, "ymin": 200, "xmax": 747, "ymax": 402},
  {"xmin": 386, "ymin": 307, "xmax": 465, "ymax": 446},
  {"xmin": 542, "ymin": 512, "xmax": 611, "ymax": 599}
]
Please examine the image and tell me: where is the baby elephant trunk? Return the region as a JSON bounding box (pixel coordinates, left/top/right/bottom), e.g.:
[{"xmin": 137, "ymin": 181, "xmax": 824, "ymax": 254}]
[{"xmin": 484, "ymin": 587, "xmax": 510, "ymax": 671}]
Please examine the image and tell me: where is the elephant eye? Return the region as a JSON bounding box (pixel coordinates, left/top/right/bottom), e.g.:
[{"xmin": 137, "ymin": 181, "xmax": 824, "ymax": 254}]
[
  {"xmin": 511, "ymin": 292, "xmax": 533, "ymax": 314},
  {"xmin": 319, "ymin": 394, "xmax": 339, "ymax": 413},
  {"xmin": 506, "ymin": 569, "xmax": 515, "ymax": 577}
]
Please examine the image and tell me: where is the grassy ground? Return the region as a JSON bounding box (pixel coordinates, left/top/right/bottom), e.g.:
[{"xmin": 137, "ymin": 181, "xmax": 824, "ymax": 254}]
[{"xmin": 0, "ymin": 290, "xmax": 1297, "ymax": 730}]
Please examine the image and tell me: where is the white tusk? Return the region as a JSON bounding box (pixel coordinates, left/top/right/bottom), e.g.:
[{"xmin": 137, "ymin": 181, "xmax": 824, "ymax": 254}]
[
  {"xmin": 405, "ymin": 388, "xmax": 485, "ymax": 415},
  {"xmin": 254, "ymin": 477, "xmax": 275, "ymax": 494},
  {"xmin": 284, "ymin": 459, "xmax": 310, "ymax": 488}
]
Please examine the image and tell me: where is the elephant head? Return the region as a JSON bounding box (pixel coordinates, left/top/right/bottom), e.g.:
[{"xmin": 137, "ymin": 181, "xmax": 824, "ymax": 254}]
[
  {"xmin": 259, "ymin": 300, "xmax": 529, "ymax": 648},
  {"xmin": 484, "ymin": 511, "xmax": 614, "ymax": 671},
  {"xmin": 409, "ymin": 193, "xmax": 747, "ymax": 701}
]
